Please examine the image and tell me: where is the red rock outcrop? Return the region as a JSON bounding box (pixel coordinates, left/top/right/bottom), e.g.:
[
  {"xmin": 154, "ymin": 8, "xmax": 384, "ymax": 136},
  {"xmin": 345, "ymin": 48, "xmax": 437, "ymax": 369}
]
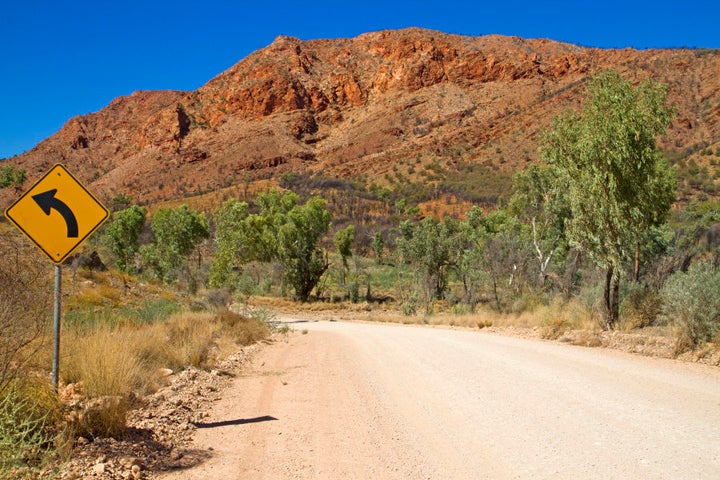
[{"xmin": 2, "ymin": 28, "xmax": 719, "ymax": 208}]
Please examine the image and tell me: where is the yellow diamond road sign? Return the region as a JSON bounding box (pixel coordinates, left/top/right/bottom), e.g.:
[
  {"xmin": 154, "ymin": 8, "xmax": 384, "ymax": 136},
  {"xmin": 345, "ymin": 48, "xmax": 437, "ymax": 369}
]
[{"xmin": 4, "ymin": 164, "xmax": 109, "ymax": 264}]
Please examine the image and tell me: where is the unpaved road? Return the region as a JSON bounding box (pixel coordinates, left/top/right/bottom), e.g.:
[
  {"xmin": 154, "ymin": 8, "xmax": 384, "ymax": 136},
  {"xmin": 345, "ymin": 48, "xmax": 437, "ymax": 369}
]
[{"xmin": 161, "ymin": 320, "xmax": 720, "ymax": 479}]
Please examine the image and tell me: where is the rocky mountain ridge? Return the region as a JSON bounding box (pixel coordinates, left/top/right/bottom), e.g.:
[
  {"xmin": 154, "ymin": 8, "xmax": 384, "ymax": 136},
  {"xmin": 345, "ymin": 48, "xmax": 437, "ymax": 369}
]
[{"xmin": 3, "ymin": 28, "xmax": 720, "ymax": 209}]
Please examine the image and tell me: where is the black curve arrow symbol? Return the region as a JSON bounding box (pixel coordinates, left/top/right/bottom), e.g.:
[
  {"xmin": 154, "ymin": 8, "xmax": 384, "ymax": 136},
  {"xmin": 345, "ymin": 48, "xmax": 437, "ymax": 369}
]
[{"xmin": 32, "ymin": 189, "xmax": 79, "ymax": 238}]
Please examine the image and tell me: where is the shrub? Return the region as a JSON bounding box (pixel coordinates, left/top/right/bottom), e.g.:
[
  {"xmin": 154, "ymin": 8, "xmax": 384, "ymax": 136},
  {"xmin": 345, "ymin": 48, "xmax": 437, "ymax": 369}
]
[
  {"xmin": 660, "ymin": 262, "xmax": 720, "ymax": 353},
  {"xmin": 0, "ymin": 378, "xmax": 60, "ymax": 477},
  {"xmin": 619, "ymin": 283, "xmax": 662, "ymax": 330},
  {"xmin": 0, "ymin": 235, "xmax": 52, "ymax": 392}
]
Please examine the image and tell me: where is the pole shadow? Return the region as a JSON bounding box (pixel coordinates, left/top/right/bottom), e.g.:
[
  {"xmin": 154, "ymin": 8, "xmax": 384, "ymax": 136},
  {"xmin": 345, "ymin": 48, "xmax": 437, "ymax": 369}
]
[{"xmin": 192, "ymin": 415, "xmax": 278, "ymax": 429}]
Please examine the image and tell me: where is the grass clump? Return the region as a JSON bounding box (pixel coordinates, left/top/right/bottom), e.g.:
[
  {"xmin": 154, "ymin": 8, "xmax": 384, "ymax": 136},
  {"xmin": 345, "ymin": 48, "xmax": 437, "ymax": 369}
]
[
  {"xmin": 216, "ymin": 309, "xmax": 271, "ymax": 346},
  {"xmin": 537, "ymin": 297, "xmax": 600, "ymax": 339},
  {"xmin": 63, "ymin": 329, "xmax": 146, "ymax": 398}
]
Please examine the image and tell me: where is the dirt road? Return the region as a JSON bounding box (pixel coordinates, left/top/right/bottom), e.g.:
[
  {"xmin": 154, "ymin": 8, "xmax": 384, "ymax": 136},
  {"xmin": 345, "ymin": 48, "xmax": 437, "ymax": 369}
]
[{"xmin": 160, "ymin": 320, "xmax": 720, "ymax": 479}]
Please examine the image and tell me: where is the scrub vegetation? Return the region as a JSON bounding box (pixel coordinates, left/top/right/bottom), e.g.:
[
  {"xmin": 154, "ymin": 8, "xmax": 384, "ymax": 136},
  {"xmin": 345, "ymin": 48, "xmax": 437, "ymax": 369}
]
[{"xmin": 1, "ymin": 70, "xmax": 719, "ymax": 476}]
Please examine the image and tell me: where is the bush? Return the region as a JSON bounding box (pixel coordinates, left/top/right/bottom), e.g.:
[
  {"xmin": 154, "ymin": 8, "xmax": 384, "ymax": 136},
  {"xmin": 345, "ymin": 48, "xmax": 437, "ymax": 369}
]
[
  {"xmin": 0, "ymin": 235, "xmax": 52, "ymax": 391},
  {"xmin": 660, "ymin": 262, "xmax": 720, "ymax": 353},
  {"xmin": 619, "ymin": 283, "xmax": 662, "ymax": 330},
  {"xmin": 0, "ymin": 378, "xmax": 60, "ymax": 477},
  {"xmin": 538, "ymin": 297, "xmax": 600, "ymax": 339}
]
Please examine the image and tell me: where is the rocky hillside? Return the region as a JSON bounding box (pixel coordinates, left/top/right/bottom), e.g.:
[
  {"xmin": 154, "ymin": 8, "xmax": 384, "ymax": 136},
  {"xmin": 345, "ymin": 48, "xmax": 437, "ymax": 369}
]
[{"xmin": 2, "ymin": 28, "xmax": 720, "ymax": 210}]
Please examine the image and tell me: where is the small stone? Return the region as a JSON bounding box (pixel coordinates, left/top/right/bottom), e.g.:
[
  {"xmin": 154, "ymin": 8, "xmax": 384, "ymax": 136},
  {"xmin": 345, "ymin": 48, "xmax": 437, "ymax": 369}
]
[
  {"xmin": 93, "ymin": 463, "xmax": 106, "ymax": 474},
  {"xmin": 76, "ymin": 436, "xmax": 89, "ymax": 446}
]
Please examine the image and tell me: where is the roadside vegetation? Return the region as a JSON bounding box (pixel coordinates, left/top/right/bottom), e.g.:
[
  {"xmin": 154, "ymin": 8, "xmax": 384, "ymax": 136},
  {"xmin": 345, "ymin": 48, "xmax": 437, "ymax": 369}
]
[{"xmin": 1, "ymin": 69, "xmax": 719, "ymax": 475}]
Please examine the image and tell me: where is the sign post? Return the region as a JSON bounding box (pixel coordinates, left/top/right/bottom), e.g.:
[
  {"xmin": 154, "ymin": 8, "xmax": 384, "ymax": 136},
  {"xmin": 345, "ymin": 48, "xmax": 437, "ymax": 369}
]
[{"xmin": 4, "ymin": 164, "xmax": 109, "ymax": 391}]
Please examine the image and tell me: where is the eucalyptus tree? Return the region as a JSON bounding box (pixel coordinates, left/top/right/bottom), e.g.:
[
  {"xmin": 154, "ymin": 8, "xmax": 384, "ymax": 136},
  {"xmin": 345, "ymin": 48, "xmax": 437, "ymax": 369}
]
[
  {"xmin": 103, "ymin": 204, "xmax": 146, "ymax": 273},
  {"xmin": 141, "ymin": 205, "xmax": 210, "ymax": 287},
  {"xmin": 396, "ymin": 216, "xmax": 462, "ymax": 305},
  {"xmin": 334, "ymin": 224, "xmax": 356, "ymax": 285},
  {"xmin": 210, "ymin": 190, "xmax": 331, "ymax": 302},
  {"xmin": 509, "ymin": 163, "xmax": 570, "ymax": 287},
  {"xmin": 540, "ymin": 70, "xmax": 676, "ymax": 328}
]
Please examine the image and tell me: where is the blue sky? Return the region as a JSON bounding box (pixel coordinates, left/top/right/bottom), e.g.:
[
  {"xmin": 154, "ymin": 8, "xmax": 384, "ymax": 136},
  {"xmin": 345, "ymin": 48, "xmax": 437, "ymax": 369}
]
[{"xmin": 1, "ymin": 0, "xmax": 719, "ymax": 159}]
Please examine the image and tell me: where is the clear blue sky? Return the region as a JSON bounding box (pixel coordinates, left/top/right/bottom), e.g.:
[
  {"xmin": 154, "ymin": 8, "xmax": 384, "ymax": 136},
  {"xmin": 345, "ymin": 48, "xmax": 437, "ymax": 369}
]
[{"xmin": 1, "ymin": 0, "xmax": 718, "ymax": 159}]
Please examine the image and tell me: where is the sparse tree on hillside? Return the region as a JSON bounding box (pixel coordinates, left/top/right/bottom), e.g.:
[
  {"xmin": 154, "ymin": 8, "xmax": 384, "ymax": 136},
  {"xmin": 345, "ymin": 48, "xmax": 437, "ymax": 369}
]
[
  {"xmin": 540, "ymin": 70, "xmax": 676, "ymax": 328},
  {"xmin": 0, "ymin": 165, "xmax": 25, "ymax": 189}
]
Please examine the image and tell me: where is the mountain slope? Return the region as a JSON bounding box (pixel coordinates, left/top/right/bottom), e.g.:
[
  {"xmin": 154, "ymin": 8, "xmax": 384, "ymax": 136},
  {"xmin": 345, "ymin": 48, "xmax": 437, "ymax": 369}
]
[{"xmin": 3, "ymin": 28, "xmax": 720, "ymax": 209}]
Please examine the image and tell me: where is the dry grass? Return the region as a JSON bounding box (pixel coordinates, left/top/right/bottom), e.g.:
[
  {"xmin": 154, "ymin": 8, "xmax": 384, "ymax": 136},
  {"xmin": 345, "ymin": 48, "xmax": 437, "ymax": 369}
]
[
  {"xmin": 216, "ymin": 309, "xmax": 271, "ymax": 346},
  {"xmin": 536, "ymin": 297, "xmax": 601, "ymax": 339},
  {"xmin": 63, "ymin": 329, "xmax": 147, "ymax": 398},
  {"xmin": 164, "ymin": 313, "xmax": 217, "ymax": 369},
  {"xmin": 58, "ymin": 305, "xmax": 272, "ymax": 439}
]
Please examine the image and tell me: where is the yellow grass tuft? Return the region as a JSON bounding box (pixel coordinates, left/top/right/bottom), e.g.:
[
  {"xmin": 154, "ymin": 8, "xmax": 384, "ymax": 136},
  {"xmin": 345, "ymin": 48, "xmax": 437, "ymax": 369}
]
[{"xmin": 63, "ymin": 329, "xmax": 147, "ymax": 398}]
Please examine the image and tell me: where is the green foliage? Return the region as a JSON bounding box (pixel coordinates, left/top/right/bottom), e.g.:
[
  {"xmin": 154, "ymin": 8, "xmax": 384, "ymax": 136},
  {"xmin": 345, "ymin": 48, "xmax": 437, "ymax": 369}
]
[
  {"xmin": 0, "ymin": 165, "xmax": 25, "ymax": 189},
  {"xmin": 509, "ymin": 163, "xmax": 570, "ymax": 285},
  {"xmin": 334, "ymin": 225, "xmax": 355, "ymax": 271},
  {"xmin": 278, "ymin": 196, "xmax": 333, "ymax": 301},
  {"xmin": 670, "ymin": 199, "xmax": 720, "ymax": 254},
  {"xmin": 475, "ymin": 209, "xmax": 533, "ymax": 311},
  {"xmin": 540, "ymin": 70, "xmax": 676, "ymax": 327},
  {"xmin": 0, "ymin": 379, "xmax": 59, "ymax": 478},
  {"xmin": 109, "ymin": 193, "xmax": 134, "ymax": 212},
  {"xmin": 209, "ymin": 200, "xmax": 250, "ymax": 288},
  {"xmin": 211, "ymin": 190, "xmax": 331, "ymax": 301},
  {"xmin": 660, "ymin": 262, "xmax": 720, "ymax": 353},
  {"xmin": 102, "ymin": 204, "xmax": 146, "ymax": 273},
  {"xmin": 396, "ymin": 216, "xmax": 463, "ymax": 305},
  {"xmin": 371, "ymin": 232, "xmax": 385, "ymax": 264},
  {"xmin": 141, "ymin": 205, "xmax": 209, "ymax": 284},
  {"xmin": 64, "ymin": 297, "xmax": 182, "ymax": 333}
]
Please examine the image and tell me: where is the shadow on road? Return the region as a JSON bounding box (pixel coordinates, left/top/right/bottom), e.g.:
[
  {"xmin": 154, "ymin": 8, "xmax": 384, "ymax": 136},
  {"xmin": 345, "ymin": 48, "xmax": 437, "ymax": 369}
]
[{"xmin": 192, "ymin": 415, "xmax": 278, "ymax": 429}]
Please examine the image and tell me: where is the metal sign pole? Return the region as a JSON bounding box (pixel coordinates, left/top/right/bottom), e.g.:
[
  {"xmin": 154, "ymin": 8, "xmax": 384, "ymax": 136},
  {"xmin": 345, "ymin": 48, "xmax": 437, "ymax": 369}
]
[{"xmin": 52, "ymin": 264, "xmax": 61, "ymax": 392}]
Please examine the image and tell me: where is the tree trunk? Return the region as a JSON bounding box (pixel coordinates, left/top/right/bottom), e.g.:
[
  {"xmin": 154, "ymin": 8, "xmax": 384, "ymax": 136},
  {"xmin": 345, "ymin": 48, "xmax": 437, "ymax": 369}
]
[
  {"xmin": 603, "ymin": 266, "xmax": 620, "ymax": 329},
  {"xmin": 634, "ymin": 242, "xmax": 640, "ymax": 282},
  {"xmin": 492, "ymin": 278, "xmax": 502, "ymax": 313},
  {"xmin": 611, "ymin": 273, "xmax": 620, "ymax": 328}
]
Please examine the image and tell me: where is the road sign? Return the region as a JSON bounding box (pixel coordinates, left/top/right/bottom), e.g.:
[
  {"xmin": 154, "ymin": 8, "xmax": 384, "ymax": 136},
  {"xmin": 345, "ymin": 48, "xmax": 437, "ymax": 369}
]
[{"xmin": 4, "ymin": 164, "xmax": 110, "ymax": 264}]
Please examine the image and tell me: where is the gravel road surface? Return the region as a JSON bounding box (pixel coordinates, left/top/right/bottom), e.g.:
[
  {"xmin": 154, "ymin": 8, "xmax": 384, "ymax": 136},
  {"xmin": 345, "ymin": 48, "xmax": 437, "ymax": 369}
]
[{"xmin": 160, "ymin": 320, "xmax": 720, "ymax": 479}]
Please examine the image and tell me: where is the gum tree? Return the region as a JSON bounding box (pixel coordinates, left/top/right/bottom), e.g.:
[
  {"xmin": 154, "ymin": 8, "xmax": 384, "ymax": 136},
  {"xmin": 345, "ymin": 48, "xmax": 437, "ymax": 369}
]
[
  {"xmin": 103, "ymin": 204, "xmax": 146, "ymax": 273},
  {"xmin": 541, "ymin": 70, "xmax": 676, "ymax": 328},
  {"xmin": 210, "ymin": 190, "xmax": 331, "ymax": 301}
]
